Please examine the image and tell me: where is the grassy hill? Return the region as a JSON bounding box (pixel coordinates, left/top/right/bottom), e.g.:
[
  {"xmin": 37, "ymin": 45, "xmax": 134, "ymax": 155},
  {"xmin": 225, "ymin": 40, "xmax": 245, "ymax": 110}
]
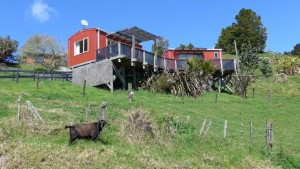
[{"xmin": 0, "ymin": 74, "xmax": 300, "ymax": 168}]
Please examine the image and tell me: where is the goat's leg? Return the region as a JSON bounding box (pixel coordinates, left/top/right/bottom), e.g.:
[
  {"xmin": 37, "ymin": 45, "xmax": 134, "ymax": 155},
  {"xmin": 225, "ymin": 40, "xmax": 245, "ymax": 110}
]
[
  {"xmin": 91, "ymin": 130, "xmax": 99, "ymax": 142},
  {"xmin": 69, "ymin": 128, "xmax": 77, "ymax": 144}
]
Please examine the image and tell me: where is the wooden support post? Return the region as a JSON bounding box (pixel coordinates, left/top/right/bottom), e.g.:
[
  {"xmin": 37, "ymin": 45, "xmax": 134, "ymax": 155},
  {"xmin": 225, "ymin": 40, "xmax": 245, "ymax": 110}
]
[
  {"xmin": 36, "ymin": 72, "xmax": 39, "ymax": 89},
  {"xmin": 50, "ymin": 72, "xmax": 53, "ymax": 81},
  {"xmin": 199, "ymin": 119, "xmax": 207, "ymax": 136},
  {"xmin": 122, "ymin": 66, "xmax": 125, "ymax": 90},
  {"xmin": 16, "ymin": 68, "xmax": 19, "ymax": 84},
  {"xmin": 82, "ymin": 80, "xmax": 86, "ymax": 97},
  {"xmin": 250, "ymin": 121, "xmax": 253, "ymax": 145},
  {"xmin": 266, "ymin": 120, "xmax": 273, "ymax": 149},
  {"xmin": 253, "ymin": 88, "xmax": 255, "ymax": 98},
  {"xmin": 224, "ymin": 120, "xmax": 227, "ymax": 139},
  {"xmin": 133, "ymin": 67, "xmax": 136, "ymax": 90},
  {"xmin": 17, "ymin": 96, "xmax": 21, "ymax": 126}
]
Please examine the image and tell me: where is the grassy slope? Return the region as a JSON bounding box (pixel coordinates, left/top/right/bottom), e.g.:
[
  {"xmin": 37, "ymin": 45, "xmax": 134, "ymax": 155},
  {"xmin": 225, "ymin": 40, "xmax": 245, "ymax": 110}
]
[{"xmin": 0, "ymin": 75, "xmax": 300, "ymax": 168}]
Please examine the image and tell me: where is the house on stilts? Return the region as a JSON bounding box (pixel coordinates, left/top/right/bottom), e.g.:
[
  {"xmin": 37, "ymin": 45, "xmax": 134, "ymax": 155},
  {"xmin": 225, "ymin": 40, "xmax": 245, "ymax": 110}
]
[{"xmin": 68, "ymin": 26, "xmax": 236, "ymax": 92}]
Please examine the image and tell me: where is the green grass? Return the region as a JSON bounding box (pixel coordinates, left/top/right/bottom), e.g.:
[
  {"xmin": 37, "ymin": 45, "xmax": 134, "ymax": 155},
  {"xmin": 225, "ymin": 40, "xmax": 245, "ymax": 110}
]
[{"xmin": 0, "ymin": 74, "xmax": 300, "ymax": 168}]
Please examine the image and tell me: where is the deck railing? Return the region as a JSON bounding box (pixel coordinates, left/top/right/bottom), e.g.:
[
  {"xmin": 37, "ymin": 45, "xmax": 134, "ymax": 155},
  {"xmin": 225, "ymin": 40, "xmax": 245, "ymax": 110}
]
[{"xmin": 96, "ymin": 42, "xmax": 235, "ymax": 71}]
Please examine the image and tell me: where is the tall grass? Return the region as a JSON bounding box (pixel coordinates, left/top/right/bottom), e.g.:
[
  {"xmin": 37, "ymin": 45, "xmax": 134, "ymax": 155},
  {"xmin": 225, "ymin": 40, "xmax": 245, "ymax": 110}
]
[{"xmin": 0, "ymin": 75, "xmax": 299, "ymax": 168}]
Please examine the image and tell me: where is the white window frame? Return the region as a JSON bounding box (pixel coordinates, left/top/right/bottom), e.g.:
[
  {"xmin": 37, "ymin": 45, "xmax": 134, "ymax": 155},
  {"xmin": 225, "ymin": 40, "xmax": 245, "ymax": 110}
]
[
  {"xmin": 74, "ymin": 38, "xmax": 89, "ymax": 56},
  {"xmin": 214, "ymin": 52, "xmax": 218, "ymax": 58}
]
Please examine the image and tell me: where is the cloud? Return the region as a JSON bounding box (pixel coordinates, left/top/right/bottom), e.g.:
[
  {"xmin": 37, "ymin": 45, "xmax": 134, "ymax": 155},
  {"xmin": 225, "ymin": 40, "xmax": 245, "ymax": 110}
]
[{"xmin": 31, "ymin": 0, "xmax": 56, "ymax": 22}]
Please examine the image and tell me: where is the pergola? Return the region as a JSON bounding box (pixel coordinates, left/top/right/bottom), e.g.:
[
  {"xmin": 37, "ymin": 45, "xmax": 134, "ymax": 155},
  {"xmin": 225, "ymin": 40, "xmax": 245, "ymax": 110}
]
[{"xmin": 108, "ymin": 26, "xmax": 158, "ymax": 64}]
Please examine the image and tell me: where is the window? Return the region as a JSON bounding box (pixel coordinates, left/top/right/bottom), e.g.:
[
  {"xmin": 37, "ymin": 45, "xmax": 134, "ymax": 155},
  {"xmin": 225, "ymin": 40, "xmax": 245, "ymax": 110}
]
[
  {"xmin": 75, "ymin": 38, "xmax": 88, "ymax": 55},
  {"xmin": 214, "ymin": 52, "xmax": 218, "ymax": 58},
  {"xmin": 178, "ymin": 53, "xmax": 203, "ymax": 60}
]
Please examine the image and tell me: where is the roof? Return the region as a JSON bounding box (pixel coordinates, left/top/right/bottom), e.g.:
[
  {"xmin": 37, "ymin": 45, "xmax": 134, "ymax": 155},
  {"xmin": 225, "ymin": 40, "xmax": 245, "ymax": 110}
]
[{"xmin": 108, "ymin": 26, "xmax": 158, "ymax": 43}]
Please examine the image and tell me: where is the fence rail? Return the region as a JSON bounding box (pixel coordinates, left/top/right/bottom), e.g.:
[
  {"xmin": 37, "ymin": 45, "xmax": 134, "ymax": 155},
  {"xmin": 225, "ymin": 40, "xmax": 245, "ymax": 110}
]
[
  {"xmin": 96, "ymin": 42, "xmax": 236, "ymax": 72},
  {"xmin": 0, "ymin": 69, "xmax": 72, "ymax": 81}
]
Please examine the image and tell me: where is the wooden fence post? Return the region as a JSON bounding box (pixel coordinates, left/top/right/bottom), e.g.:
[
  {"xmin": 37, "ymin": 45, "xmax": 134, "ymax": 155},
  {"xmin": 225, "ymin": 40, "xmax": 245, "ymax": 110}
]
[
  {"xmin": 36, "ymin": 72, "xmax": 39, "ymax": 89},
  {"xmin": 43, "ymin": 71, "xmax": 45, "ymax": 81},
  {"xmin": 176, "ymin": 116, "xmax": 179, "ymax": 132},
  {"xmin": 16, "ymin": 68, "xmax": 19, "ymax": 84},
  {"xmin": 250, "ymin": 121, "xmax": 253, "ymax": 145},
  {"xmin": 13, "ymin": 72, "xmax": 15, "ymax": 81},
  {"xmin": 199, "ymin": 119, "xmax": 207, "ymax": 136},
  {"xmin": 82, "ymin": 80, "xmax": 86, "ymax": 97},
  {"xmin": 266, "ymin": 120, "xmax": 273, "ymax": 149},
  {"xmin": 241, "ymin": 122, "xmax": 244, "ymax": 146},
  {"xmin": 224, "ymin": 120, "xmax": 227, "ymax": 139},
  {"xmin": 17, "ymin": 96, "xmax": 21, "ymax": 126},
  {"xmin": 203, "ymin": 119, "xmax": 212, "ymax": 136},
  {"xmin": 187, "ymin": 116, "xmax": 190, "ymax": 132},
  {"xmin": 128, "ymin": 83, "xmax": 133, "ymax": 102},
  {"xmin": 61, "ymin": 72, "xmax": 64, "ymax": 81},
  {"xmin": 50, "ymin": 72, "xmax": 53, "ymax": 81}
]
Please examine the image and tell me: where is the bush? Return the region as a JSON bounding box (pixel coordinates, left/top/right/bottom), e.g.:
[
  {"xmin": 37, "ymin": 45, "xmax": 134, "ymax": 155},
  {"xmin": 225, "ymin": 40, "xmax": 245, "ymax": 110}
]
[{"xmin": 259, "ymin": 58, "xmax": 273, "ymax": 76}]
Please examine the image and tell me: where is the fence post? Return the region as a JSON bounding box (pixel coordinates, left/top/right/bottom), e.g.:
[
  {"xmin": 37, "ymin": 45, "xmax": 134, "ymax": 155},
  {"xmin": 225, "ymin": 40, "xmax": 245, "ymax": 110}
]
[
  {"xmin": 128, "ymin": 83, "xmax": 133, "ymax": 102},
  {"xmin": 82, "ymin": 80, "xmax": 86, "ymax": 97},
  {"xmin": 199, "ymin": 119, "xmax": 207, "ymax": 136},
  {"xmin": 43, "ymin": 71, "xmax": 45, "ymax": 81},
  {"xmin": 176, "ymin": 116, "xmax": 179, "ymax": 132},
  {"xmin": 16, "ymin": 68, "xmax": 19, "ymax": 84},
  {"xmin": 224, "ymin": 120, "xmax": 227, "ymax": 139},
  {"xmin": 12, "ymin": 72, "xmax": 15, "ymax": 81},
  {"xmin": 203, "ymin": 119, "xmax": 212, "ymax": 136},
  {"xmin": 241, "ymin": 122, "xmax": 244, "ymax": 146},
  {"xmin": 50, "ymin": 72, "xmax": 53, "ymax": 81},
  {"xmin": 250, "ymin": 121, "xmax": 253, "ymax": 145},
  {"xmin": 253, "ymin": 88, "xmax": 255, "ymax": 98},
  {"xmin": 17, "ymin": 96, "xmax": 21, "ymax": 126},
  {"xmin": 61, "ymin": 71, "xmax": 64, "ymax": 82},
  {"xmin": 36, "ymin": 72, "xmax": 39, "ymax": 89},
  {"xmin": 266, "ymin": 120, "xmax": 273, "ymax": 149},
  {"xmin": 33, "ymin": 71, "xmax": 36, "ymax": 81}
]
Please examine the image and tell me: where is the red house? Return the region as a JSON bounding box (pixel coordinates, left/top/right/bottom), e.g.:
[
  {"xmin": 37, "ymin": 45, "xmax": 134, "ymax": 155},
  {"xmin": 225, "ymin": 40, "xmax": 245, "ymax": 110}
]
[{"xmin": 68, "ymin": 26, "xmax": 235, "ymax": 90}]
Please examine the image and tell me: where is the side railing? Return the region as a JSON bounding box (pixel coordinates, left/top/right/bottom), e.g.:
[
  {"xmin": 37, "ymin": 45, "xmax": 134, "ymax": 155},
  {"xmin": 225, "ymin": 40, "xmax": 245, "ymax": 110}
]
[{"xmin": 95, "ymin": 42, "xmax": 235, "ymax": 72}]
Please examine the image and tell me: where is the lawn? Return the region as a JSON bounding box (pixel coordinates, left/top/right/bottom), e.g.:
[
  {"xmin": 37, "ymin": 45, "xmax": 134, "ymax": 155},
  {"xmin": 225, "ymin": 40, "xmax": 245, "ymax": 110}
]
[{"xmin": 0, "ymin": 74, "xmax": 299, "ymax": 168}]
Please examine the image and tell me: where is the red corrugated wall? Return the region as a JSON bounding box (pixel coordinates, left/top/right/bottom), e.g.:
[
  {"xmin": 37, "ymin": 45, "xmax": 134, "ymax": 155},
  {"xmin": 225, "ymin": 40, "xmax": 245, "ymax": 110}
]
[{"xmin": 68, "ymin": 28, "xmax": 108, "ymax": 67}]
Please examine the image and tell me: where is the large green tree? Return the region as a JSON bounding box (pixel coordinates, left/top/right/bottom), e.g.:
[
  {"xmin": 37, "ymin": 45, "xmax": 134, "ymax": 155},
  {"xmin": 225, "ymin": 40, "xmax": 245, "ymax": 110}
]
[
  {"xmin": 20, "ymin": 34, "xmax": 67, "ymax": 71},
  {"xmin": 291, "ymin": 43, "xmax": 300, "ymax": 56},
  {"xmin": 0, "ymin": 36, "xmax": 18, "ymax": 63},
  {"xmin": 216, "ymin": 8, "xmax": 267, "ymax": 54},
  {"xmin": 152, "ymin": 36, "xmax": 169, "ymax": 56}
]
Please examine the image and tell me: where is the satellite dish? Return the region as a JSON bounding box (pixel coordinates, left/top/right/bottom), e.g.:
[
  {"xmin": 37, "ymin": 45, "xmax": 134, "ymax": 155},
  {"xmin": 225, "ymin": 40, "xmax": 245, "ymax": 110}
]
[{"xmin": 81, "ymin": 20, "xmax": 88, "ymax": 29}]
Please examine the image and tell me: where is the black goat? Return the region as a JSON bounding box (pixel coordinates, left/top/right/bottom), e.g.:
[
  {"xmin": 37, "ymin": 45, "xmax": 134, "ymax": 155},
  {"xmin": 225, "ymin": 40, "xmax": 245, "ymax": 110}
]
[{"xmin": 65, "ymin": 102, "xmax": 107, "ymax": 144}]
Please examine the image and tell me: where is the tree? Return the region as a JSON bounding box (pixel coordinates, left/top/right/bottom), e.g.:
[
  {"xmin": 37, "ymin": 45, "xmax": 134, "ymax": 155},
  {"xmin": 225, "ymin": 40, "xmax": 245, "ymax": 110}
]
[
  {"xmin": 233, "ymin": 43, "xmax": 259, "ymax": 97},
  {"xmin": 216, "ymin": 8, "xmax": 267, "ymax": 54},
  {"xmin": 291, "ymin": 43, "xmax": 300, "ymax": 56},
  {"xmin": 152, "ymin": 36, "xmax": 169, "ymax": 56},
  {"xmin": 21, "ymin": 34, "xmax": 67, "ymax": 71},
  {"xmin": 0, "ymin": 36, "xmax": 18, "ymax": 63}
]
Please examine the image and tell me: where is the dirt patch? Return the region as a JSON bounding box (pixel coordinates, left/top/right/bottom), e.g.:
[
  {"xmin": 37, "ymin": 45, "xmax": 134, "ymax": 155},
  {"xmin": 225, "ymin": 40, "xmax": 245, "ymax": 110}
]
[{"xmin": 0, "ymin": 154, "xmax": 6, "ymax": 168}]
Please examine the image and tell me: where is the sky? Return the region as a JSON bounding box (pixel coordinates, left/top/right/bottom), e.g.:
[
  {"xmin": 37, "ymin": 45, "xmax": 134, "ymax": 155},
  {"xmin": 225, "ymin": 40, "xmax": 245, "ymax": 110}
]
[{"xmin": 0, "ymin": 0, "xmax": 300, "ymax": 53}]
